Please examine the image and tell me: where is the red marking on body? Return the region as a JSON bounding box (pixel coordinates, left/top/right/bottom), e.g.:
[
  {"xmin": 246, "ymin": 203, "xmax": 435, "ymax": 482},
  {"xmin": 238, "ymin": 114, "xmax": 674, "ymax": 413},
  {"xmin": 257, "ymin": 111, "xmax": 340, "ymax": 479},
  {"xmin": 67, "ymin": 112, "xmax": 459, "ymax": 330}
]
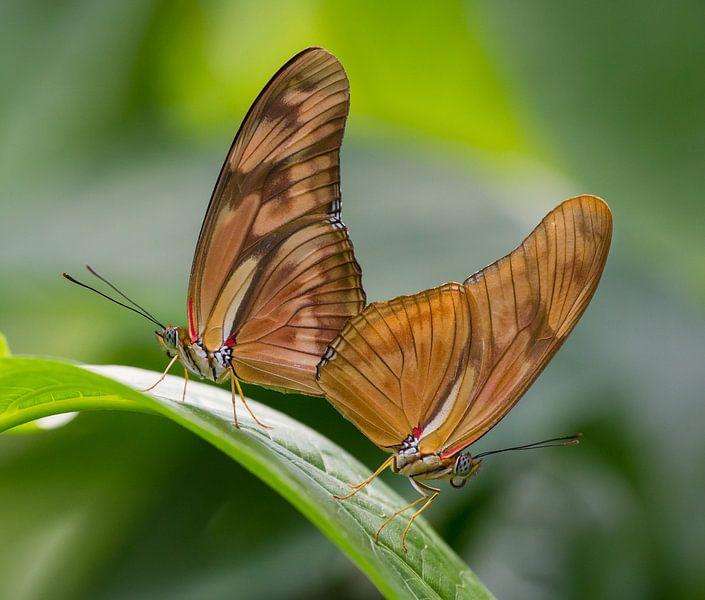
[
  {"xmin": 412, "ymin": 426, "xmax": 424, "ymax": 439},
  {"xmin": 224, "ymin": 336, "xmax": 235, "ymax": 347},
  {"xmin": 440, "ymin": 440, "xmax": 473, "ymax": 460},
  {"xmin": 187, "ymin": 297, "xmax": 197, "ymax": 342}
]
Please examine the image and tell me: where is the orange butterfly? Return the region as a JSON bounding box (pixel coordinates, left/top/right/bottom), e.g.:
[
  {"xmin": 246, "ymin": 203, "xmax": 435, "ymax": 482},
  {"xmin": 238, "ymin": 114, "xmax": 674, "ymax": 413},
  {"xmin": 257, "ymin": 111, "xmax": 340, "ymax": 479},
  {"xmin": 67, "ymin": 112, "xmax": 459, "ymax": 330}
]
[
  {"xmin": 65, "ymin": 48, "xmax": 365, "ymax": 426},
  {"xmin": 316, "ymin": 195, "xmax": 612, "ymax": 550}
]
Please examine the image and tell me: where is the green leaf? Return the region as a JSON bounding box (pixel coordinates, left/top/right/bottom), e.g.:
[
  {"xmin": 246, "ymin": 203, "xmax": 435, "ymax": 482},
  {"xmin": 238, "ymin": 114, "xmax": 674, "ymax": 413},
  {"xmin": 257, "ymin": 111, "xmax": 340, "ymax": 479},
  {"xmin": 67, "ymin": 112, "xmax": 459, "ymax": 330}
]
[
  {"xmin": 0, "ymin": 334, "xmax": 10, "ymax": 358},
  {"xmin": 0, "ymin": 356, "xmax": 493, "ymax": 600}
]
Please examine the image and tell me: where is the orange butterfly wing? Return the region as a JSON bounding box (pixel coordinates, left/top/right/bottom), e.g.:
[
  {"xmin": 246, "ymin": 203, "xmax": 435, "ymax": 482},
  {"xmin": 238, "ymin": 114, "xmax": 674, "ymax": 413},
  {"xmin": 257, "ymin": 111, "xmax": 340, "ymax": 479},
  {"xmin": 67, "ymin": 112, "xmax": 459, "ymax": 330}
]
[
  {"xmin": 187, "ymin": 48, "xmax": 365, "ymax": 395},
  {"xmin": 317, "ymin": 195, "xmax": 612, "ymax": 453},
  {"xmin": 317, "ymin": 283, "xmax": 474, "ymax": 447}
]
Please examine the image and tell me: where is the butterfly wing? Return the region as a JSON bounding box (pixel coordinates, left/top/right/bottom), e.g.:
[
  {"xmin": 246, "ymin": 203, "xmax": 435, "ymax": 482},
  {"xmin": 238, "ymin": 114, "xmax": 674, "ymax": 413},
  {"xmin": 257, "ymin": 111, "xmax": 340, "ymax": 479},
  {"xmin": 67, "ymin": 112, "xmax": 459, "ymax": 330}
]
[
  {"xmin": 317, "ymin": 195, "xmax": 612, "ymax": 452},
  {"xmin": 425, "ymin": 194, "xmax": 612, "ymax": 456},
  {"xmin": 228, "ymin": 216, "xmax": 364, "ymax": 395},
  {"xmin": 187, "ymin": 47, "xmax": 365, "ymax": 395},
  {"xmin": 317, "ymin": 283, "xmax": 473, "ymax": 447}
]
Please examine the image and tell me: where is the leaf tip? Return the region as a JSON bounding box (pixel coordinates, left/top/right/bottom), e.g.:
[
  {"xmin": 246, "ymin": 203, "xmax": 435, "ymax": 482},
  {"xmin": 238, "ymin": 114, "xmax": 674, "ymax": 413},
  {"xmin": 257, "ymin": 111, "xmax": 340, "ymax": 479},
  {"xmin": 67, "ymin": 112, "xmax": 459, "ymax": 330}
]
[{"xmin": 0, "ymin": 333, "xmax": 11, "ymax": 358}]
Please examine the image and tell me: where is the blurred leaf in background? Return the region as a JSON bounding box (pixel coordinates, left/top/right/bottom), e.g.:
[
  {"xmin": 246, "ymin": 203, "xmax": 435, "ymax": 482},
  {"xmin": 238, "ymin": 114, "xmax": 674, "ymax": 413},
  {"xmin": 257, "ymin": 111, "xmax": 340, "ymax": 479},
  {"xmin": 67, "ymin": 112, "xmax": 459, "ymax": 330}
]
[{"xmin": 1, "ymin": 0, "xmax": 704, "ymax": 599}]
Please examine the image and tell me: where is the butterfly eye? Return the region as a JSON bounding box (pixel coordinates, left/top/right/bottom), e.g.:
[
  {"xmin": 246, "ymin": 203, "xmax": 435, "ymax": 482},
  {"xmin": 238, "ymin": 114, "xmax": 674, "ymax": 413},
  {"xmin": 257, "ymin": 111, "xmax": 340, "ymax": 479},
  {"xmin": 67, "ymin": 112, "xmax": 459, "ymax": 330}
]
[
  {"xmin": 450, "ymin": 452, "xmax": 475, "ymax": 488},
  {"xmin": 162, "ymin": 327, "xmax": 178, "ymax": 350}
]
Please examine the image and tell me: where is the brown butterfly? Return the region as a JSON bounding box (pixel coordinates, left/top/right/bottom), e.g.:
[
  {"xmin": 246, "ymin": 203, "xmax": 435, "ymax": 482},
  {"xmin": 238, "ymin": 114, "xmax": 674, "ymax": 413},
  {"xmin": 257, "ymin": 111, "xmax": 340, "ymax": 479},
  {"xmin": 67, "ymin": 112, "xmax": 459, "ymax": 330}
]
[
  {"xmin": 316, "ymin": 194, "xmax": 612, "ymax": 550},
  {"xmin": 65, "ymin": 48, "xmax": 365, "ymax": 426}
]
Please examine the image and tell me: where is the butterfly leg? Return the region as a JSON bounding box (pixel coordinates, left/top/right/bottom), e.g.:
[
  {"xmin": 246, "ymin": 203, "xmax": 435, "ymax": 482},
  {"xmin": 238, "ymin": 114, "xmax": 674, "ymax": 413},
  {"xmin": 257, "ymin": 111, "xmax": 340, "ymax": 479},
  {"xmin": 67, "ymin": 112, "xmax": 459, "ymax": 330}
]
[
  {"xmin": 229, "ymin": 371, "xmax": 240, "ymax": 428},
  {"xmin": 181, "ymin": 367, "xmax": 189, "ymax": 402},
  {"xmin": 141, "ymin": 354, "xmax": 179, "ymax": 393},
  {"xmin": 400, "ymin": 480, "xmax": 440, "ymax": 553},
  {"xmin": 229, "ymin": 366, "xmax": 271, "ymax": 430},
  {"xmin": 373, "ymin": 492, "xmax": 427, "ymax": 546},
  {"xmin": 335, "ymin": 456, "xmax": 394, "ymax": 500}
]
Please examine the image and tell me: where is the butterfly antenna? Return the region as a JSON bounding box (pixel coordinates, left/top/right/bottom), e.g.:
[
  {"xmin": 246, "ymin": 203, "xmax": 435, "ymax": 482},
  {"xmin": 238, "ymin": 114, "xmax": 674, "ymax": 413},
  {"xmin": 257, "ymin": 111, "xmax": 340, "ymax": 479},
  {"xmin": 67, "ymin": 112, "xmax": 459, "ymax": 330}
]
[
  {"xmin": 85, "ymin": 265, "xmax": 165, "ymax": 326},
  {"xmin": 474, "ymin": 433, "xmax": 582, "ymax": 460},
  {"xmin": 62, "ymin": 271, "xmax": 166, "ymax": 329}
]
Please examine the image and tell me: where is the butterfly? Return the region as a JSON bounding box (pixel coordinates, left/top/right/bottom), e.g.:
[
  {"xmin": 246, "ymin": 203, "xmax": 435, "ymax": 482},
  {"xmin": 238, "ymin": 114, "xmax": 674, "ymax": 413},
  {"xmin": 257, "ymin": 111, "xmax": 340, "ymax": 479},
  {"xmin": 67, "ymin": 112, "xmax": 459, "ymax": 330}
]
[
  {"xmin": 65, "ymin": 47, "xmax": 365, "ymax": 426},
  {"xmin": 316, "ymin": 194, "xmax": 612, "ymax": 551}
]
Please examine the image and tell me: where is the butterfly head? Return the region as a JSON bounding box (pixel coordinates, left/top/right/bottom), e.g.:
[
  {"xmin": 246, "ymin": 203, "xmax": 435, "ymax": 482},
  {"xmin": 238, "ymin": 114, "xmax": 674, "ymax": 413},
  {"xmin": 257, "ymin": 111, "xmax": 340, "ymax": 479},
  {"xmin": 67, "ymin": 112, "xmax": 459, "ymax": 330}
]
[
  {"xmin": 156, "ymin": 326, "xmax": 185, "ymax": 358},
  {"xmin": 448, "ymin": 433, "xmax": 583, "ymax": 489},
  {"xmin": 449, "ymin": 452, "xmax": 482, "ymax": 489}
]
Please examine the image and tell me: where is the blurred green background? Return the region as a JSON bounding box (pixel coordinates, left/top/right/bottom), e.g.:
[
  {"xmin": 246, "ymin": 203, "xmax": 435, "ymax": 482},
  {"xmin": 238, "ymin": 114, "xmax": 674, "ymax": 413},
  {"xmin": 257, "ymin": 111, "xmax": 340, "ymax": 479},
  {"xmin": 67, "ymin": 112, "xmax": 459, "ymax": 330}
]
[{"xmin": 2, "ymin": 1, "xmax": 704, "ymax": 598}]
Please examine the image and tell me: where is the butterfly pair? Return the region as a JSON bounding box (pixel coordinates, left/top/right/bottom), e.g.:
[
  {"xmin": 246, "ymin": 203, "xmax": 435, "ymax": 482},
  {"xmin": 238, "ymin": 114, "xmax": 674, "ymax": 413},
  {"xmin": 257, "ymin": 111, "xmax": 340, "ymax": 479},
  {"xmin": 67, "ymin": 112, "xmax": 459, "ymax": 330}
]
[{"xmin": 65, "ymin": 48, "xmax": 612, "ymax": 552}]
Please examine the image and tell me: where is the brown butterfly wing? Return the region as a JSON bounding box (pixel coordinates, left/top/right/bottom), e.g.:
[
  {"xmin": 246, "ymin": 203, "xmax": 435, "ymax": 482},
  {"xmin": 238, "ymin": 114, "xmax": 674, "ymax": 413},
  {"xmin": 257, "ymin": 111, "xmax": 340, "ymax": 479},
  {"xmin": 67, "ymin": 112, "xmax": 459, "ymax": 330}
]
[
  {"xmin": 317, "ymin": 195, "xmax": 612, "ymax": 453},
  {"xmin": 424, "ymin": 194, "xmax": 612, "ymax": 456},
  {"xmin": 316, "ymin": 283, "xmax": 474, "ymax": 448},
  {"xmin": 229, "ymin": 217, "xmax": 364, "ymax": 395},
  {"xmin": 187, "ymin": 47, "xmax": 365, "ymax": 395}
]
